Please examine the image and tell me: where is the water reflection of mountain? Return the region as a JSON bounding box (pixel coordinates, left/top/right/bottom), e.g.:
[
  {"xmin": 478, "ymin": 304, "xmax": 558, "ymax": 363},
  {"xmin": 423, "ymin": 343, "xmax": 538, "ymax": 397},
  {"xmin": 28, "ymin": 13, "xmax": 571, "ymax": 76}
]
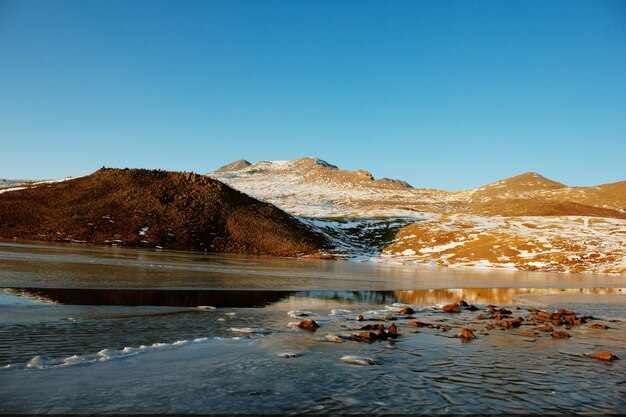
[
  {"xmin": 8, "ymin": 287, "xmax": 624, "ymax": 308},
  {"xmin": 293, "ymin": 290, "xmax": 400, "ymax": 305},
  {"xmin": 10, "ymin": 288, "xmax": 294, "ymax": 308},
  {"xmin": 393, "ymin": 287, "xmax": 625, "ymax": 306}
]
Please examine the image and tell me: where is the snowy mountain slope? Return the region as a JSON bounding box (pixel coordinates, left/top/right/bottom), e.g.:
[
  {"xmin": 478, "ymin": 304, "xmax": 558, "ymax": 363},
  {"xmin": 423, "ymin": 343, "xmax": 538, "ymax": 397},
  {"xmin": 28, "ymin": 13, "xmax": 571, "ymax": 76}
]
[
  {"xmin": 209, "ymin": 157, "xmax": 451, "ymax": 217},
  {"xmin": 209, "ymin": 157, "xmax": 626, "ymax": 275}
]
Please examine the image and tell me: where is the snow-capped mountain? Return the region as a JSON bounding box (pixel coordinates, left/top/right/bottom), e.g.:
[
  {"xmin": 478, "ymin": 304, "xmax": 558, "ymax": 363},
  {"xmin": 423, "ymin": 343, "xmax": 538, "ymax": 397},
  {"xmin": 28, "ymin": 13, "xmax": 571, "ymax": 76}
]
[{"xmin": 209, "ymin": 157, "xmax": 626, "ymax": 275}]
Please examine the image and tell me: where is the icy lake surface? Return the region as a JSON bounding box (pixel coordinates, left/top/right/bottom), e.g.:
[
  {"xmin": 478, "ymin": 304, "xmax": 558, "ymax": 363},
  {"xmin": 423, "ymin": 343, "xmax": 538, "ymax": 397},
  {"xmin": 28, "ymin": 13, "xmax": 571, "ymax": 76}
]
[{"xmin": 0, "ymin": 240, "xmax": 625, "ymax": 414}]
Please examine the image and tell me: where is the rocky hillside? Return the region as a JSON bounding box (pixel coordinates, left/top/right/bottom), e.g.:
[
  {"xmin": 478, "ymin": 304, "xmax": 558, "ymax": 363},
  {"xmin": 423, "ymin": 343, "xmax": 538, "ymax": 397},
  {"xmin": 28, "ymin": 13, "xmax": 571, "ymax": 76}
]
[
  {"xmin": 209, "ymin": 158, "xmax": 626, "ymax": 275},
  {"xmin": 0, "ymin": 168, "xmax": 330, "ymax": 257},
  {"xmin": 209, "ymin": 157, "xmax": 418, "ymax": 217}
]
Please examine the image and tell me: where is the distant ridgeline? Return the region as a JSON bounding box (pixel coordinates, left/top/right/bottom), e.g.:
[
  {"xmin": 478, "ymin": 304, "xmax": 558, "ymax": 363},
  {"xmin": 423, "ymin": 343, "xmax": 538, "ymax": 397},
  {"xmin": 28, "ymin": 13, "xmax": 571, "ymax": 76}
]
[{"xmin": 0, "ymin": 168, "xmax": 331, "ymax": 257}]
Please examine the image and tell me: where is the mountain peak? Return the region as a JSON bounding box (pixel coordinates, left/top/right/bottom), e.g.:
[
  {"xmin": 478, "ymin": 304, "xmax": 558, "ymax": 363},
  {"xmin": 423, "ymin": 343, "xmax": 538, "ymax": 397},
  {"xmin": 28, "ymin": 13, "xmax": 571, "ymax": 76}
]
[
  {"xmin": 498, "ymin": 172, "xmax": 565, "ymax": 189},
  {"xmin": 291, "ymin": 157, "xmax": 338, "ymax": 170},
  {"xmin": 214, "ymin": 159, "xmax": 252, "ymax": 173}
]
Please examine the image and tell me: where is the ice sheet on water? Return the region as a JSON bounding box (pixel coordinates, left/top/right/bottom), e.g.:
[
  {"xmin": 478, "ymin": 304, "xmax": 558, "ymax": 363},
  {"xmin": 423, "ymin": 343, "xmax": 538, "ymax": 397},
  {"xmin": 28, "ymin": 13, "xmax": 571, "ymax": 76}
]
[
  {"xmin": 339, "ymin": 355, "xmax": 376, "ymax": 366},
  {"xmin": 21, "ymin": 337, "xmax": 212, "ymax": 370},
  {"xmin": 287, "ymin": 310, "xmax": 317, "ymax": 318},
  {"xmin": 227, "ymin": 327, "xmax": 266, "ymax": 334}
]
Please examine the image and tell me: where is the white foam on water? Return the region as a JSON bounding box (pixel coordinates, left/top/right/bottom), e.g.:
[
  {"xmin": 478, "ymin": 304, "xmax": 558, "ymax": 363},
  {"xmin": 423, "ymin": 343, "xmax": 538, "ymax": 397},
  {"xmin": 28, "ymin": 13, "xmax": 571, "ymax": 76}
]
[
  {"xmin": 21, "ymin": 337, "xmax": 212, "ymax": 370},
  {"xmin": 287, "ymin": 310, "xmax": 316, "ymax": 318},
  {"xmin": 319, "ymin": 334, "xmax": 344, "ymax": 343},
  {"xmin": 330, "ymin": 308, "xmax": 352, "ymax": 316},
  {"xmin": 339, "ymin": 355, "xmax": 376, "ymax": 366},
  {"xmin": 226, "ymin": 327, "xmax": 266, "ymax": 334},
  {"xmin": 197, "ymin": 305, "xmax": 216, "ymax": 310},
  {"xmin": 276, "ymin": 352, "xmax": 301, "ymax": 358}
]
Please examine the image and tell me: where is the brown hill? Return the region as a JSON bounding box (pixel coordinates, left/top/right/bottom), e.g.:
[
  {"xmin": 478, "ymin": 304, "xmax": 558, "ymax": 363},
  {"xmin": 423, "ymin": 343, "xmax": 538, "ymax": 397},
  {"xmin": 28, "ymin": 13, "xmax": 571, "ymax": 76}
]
[
  {"xmin": 461, "ymin": 172, "xmax": 565, "ymax": 199},
  {"xmin": 214, "ymin": 159, "xmax": 252, "ymax": 173},
  {"xmin": 0, "ymin": 168, "xmax": 330, "ymax": 256}
]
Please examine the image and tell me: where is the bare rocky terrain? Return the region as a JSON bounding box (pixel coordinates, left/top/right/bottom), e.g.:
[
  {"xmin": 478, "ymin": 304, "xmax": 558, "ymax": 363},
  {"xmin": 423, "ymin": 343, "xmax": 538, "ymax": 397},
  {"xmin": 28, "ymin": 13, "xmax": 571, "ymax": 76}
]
[{"xmin": 0, "ymin": 168, "xmax": 330, "ymax": 257}]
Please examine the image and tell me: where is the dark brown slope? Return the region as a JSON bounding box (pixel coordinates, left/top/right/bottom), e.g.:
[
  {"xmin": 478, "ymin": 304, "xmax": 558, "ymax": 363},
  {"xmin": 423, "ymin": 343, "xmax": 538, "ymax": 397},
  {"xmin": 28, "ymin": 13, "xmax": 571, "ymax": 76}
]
[{"xmin": 0, "ymin": 168, "xmax": 329, "ymax": 256}]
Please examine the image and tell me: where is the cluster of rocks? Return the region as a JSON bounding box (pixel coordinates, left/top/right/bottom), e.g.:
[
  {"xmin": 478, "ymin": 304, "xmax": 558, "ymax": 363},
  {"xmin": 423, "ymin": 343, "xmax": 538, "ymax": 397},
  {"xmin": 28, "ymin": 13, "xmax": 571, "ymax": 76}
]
[
  {"xmin": 348, "ymin": 323, "xmax": 398, "ymax": 342},
  {"xmin": 292, "ymin": 301, "xmax": 619, "ymax": 361}
]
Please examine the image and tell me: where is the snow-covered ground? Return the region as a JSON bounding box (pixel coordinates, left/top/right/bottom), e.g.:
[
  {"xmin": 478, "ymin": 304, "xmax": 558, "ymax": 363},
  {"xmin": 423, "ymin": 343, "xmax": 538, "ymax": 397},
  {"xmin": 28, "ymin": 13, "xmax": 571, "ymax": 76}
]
[
  {"xmin": 209, "ymin": 158, "xmax": 626, "ymax": 275},
  {"xmin": 209, "ymin": 157, "xmax": 445, "ymax": 218},
  {"xmin": 380, "ymin": 214, "xmax": 626, "ymax": 275},
  {"xmin": 0, "ymin": 176, "xmax": 83, "ymax": 194}
]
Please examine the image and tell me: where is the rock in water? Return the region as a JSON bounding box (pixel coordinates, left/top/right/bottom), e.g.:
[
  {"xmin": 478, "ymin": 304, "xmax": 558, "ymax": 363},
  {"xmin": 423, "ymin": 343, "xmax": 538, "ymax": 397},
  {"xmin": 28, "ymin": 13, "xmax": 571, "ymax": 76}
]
[
  {"xmin": 298, "ymin": 319, "xmax": 319, "ymax": 331},
  {"xmin": 459, "ymin": 328, "xmax": 476, "ymax": 340},
  {"xmin": 587, "ymin": 352, "xmax": 619, "ymax": 361},
  {"xmin": 356, "ymin": 331, "xmax": 378, "ymax": 342},
  {"xmin": 442, "ymin": 303, "xmax": 461, "ymax": 313},
  {"xmin": 551, "ymin": 331, "xmax": 571, "ymax": 339},
  {"xmin": 398, "ymin": 307, "xmax": 415, "ymax": 315},
  {"xmin": 388, "ymin": 323, "xmax": 398, "ymax": 338},
  {"xmin": 588, "ymin": 323, "xmax": 609, "ymax": 330},
  {"xmin": 535, "ymin": 325, "xmax": 554, "ymax": 332}
]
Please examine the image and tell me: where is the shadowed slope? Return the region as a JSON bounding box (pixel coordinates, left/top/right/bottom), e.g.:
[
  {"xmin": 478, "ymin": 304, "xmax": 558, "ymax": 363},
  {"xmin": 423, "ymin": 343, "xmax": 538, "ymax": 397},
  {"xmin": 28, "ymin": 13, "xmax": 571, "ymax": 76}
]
[{"xmin": 0, "ymin": 168, "xmax": 329, "ymax": 256}]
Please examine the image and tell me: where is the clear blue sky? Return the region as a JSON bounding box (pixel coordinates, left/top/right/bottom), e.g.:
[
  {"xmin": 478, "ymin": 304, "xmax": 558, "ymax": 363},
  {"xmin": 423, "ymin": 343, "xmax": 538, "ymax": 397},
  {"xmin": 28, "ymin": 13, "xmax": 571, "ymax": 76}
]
[{"xmin": 1, "ymin": 0, "xmax": 625, "ymax": 190}]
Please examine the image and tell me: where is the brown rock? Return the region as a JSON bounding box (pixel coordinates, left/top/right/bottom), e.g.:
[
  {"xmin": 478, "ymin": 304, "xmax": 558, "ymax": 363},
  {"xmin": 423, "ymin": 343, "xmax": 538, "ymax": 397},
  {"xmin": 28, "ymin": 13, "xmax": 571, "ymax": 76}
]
[
  {"xmin": 442, "ymin": 303, "xmax": 461, "ymax": 313},
  {"xmin": 357, "ymin": 331, "xmax": 378, "ymax": 342},
  {"xmin": 388, "ymin": 323, "xmax": 398, "ymax": 338},
  {"xmin": 408, "ymin": 321, "xmax": 430, "ymax": 327},
  {"xmin": 486, "ymin": 323, "xmax": 495, "ymax": 330},
  {"xmin": 588, "ymin": 323, "xmax": 609, "ymax": 330},
  {"xmin": 520, "ymin": 331, "xmax": 534, "ymax": 337},
  {"xmin": 499, "ymin": 317, "xmax": 523, "ymax": 328},
  {"xmin": 385, "ymin": 315, "xmax": 397, "ymax": 321},
  {"xmin": 551, "ymin": 331, "xmax": 571, "ymax": 339},
  {"xmin": 361, "ymin": 324, "xmax": 385, "ymax": 332},
  {"xmin": 588, "ymin": 352, "xmax": 619, "ymax": 361},
  {"xmin": 459, "ymin": 328, "xmax": 476, "ymax": 340},
  {"xmin": 552, "ymin": 319, "xmax": 563, "ymax": 326},
  {"xmin": 535, "ymin": 325, "xmax": 554, "ymax": 332},
  {"xmin": 564, "ymin": 314, "xmax": 580, "ymax": 325},
  {"xmin": 298, "ymin": 319, "xmax": 319, "ymax": 331},
  {"xmin": 539, "ymin": 311, "xmax": 553, "ymax": 319},
  {"xmin": 356, "ymin": 314, "xmax": 364, "ymax": 321},
  {"xmin": 498, "ymin": 308, "xmax": 512, "ymax": 315},
  {"xmin": 467, "ymin": 305, "xmax": 479, "ymax": 311},
  {"xmin": 459, "ymin": 300, "xmax": 469, "ymax": 307},
  {"xmin": 398, "ymin": 307, "xmax": 415, "ymax": 315},
  {"xmin": 556, "ymin": 308, "xmax": 574, "ymax": 316}
]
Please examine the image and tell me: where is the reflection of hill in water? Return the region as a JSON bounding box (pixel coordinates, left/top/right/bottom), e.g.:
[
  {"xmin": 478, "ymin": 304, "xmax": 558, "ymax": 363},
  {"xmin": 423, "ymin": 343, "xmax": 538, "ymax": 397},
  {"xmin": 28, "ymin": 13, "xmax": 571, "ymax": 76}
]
[
  {"xmin": 294, "ymin": 290, "xmax": 400, "ymax": 305},
  {"xmin": 12, "ymin": 288, "xmax": 294, "ymax": 308},
  {"xmin": 10, "ymin": 287, "xmax": 624, "ymax": 308},
  {"xmin": 393, "ymin": 287, "xmax": 625, "ymax": 306}
]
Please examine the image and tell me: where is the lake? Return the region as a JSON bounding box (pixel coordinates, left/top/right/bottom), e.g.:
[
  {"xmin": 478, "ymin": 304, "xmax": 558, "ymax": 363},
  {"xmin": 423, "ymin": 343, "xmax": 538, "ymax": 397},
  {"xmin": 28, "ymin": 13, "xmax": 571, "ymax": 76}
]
[{"xmin": 1, "ymin": 240, "xmax": 624, "ymax": 414}]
